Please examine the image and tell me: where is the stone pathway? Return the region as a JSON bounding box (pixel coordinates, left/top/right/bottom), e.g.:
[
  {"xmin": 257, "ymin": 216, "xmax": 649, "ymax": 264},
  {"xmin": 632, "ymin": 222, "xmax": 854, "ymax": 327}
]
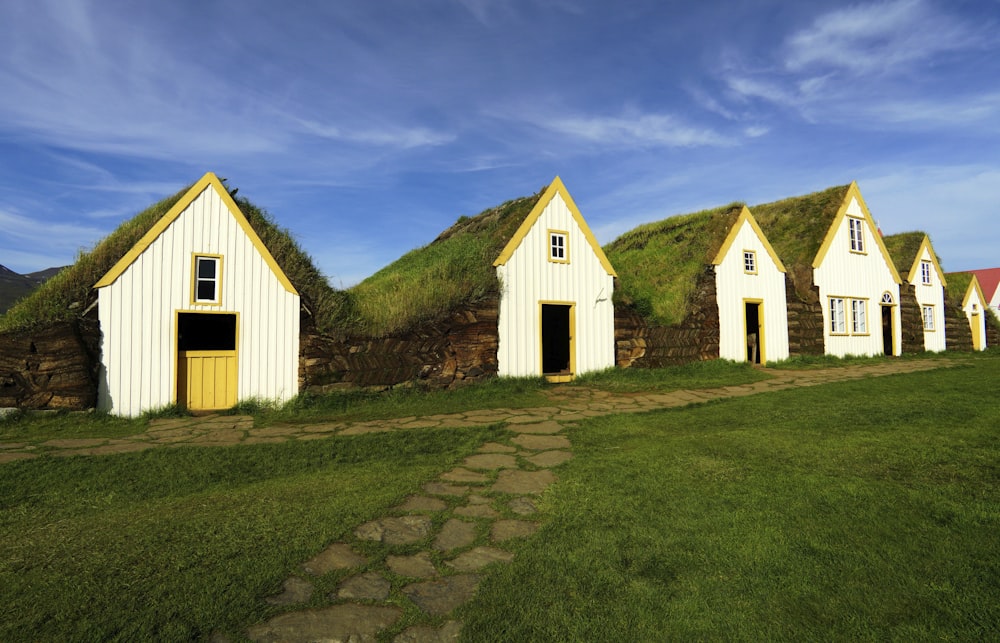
[{"xmin": 0, "ymin": 358, "xmax": 971, "ymax": 639}]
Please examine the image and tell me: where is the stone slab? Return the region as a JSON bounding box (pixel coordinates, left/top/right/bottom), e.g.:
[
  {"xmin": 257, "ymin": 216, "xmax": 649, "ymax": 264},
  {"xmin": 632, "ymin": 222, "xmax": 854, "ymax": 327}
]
[
  {"xmin": 491, "ymin": 519, "xmax": 540, "ymax": 542},
  {"xmin": 462, "ymin": 453, "xmax": 518, "ymax": 470},
  {"xmin": 395, "ymin": 495, "xmax": 448, "ymax": 512},
  {"xmin": 302, "ymin": 543, "xmax": 366, "ymax": 576},
  {"xmin": 393, "ymin": 620, "xmax": 463, "ymax": 643},
  {"xmin": 433, "ymin": 518, "xmax": 477, "ymax": 551},
  {"xmin": 525, "ymin": 450, "xmax": 573, "ymax": 468},
  {"xmin": 454, "ymin": 504, "xmax": 499, "ymax": 519},
  {"xmin": 508, "ymin": 497, "xmax": 538, "ymax": 515},
  {"xmin": 265, "ymin": 577, "xmax": 314, "ymax": 606},
  {"xmin": 355, "ymin": 515, "xmax": 433, "ymax": 545},
  {"xmin": 477, "ymin": 442, "xmax": 516, "ymax": 453},
  {"xmin": 491, "ymin": 469, "xmax": 557, "ymax": 495},
  {"xmin": 336, "ymin": 571, "xmax": 390, "ymax": 600},
  {"xmin": 509, "ymin": 420, "xmax": 564, "ymax": 434},
  {"xmin": 386, "ymin": 551, "xmax": 438, "ymax": 578},
  {"xmin": 247, "ymin": 604, "xmax": 402, "ymax": 642},
  {"xmin": 511, "ymin": 434, "xmax": 571, "ymax": 451},
  {"xmin": 402, "ymin": 575, "xmax": 480, "ymax": 616},
  {"xmin": 440, "ymin": 467, "xmax": 489, "ymax": 483},
  {"xmin": 445, "ymin": 546, "xmax": 514, "ymax": 572},
  {"xmin": 423, "ymin": 482, "xmax": 468, "ymax": 497}
]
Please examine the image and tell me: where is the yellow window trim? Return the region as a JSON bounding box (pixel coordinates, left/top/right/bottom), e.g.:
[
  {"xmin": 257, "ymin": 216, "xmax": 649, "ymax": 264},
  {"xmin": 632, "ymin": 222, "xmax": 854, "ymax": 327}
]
[
  {"xmin": 812, "ymin": 182, "xmax": 902, "ymax": 284},
  {"xmin": 711, "ymin": 206, "xmax": 786, "ymax": 272},
  {"xmin": 494, "ymin": 176, "xmax": 617, "ymax": 276},
  {"xmin": 190, "ymin": 253, "xmax": 224, "ymax": 306},
  {"xmin": 547, "ymin": 229, "xmax": 570, "ymax": 264},
  {"xmin": 905, "ymin": 236, "xmax": 948, "ymax": 288},
  {"xmin": 922, "ymin": 304, "xmax": 937, "ymax": 332},
  {"xmin": 95, "ymin": 172, "xmax": 298, "ymax": 295},
  {"xmin": 742, "ymin": 249, "xmax": 758, "ymax": 275}
]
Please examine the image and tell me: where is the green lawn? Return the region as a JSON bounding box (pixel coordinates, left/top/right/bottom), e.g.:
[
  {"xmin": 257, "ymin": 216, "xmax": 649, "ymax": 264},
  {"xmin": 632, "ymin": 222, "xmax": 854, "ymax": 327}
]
[
  {"xmin": 1, "ymin": 357, "xmax": 998, "ymax": 641},
  {"xmin": 461, "ymin": 359, "xmax": 1000, "ymax": 640}
]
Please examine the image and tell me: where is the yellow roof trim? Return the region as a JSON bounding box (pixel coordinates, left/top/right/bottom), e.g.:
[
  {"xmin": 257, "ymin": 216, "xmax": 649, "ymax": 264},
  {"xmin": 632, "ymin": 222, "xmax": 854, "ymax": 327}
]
[
  {"xmin": 963, "ymin": 274, "xmax": 987, "ymax": 309},
  {"xmin": 711, "ymin": 206, "xmax": 787, "ymax": 272},
  {"xmin": 811, "ymin": 181, "xmax": 902, "ymax": 284},
  {"xmin": 904, "ymin": 235, "xmax": 947, "ymax": 287},
  {"xmin": 492, "ymin": 176, "xmax": 617, "ymax": 276},
  {"xmin": 95, "ymin": 172, "xmax": 298, "ymax": 295}
]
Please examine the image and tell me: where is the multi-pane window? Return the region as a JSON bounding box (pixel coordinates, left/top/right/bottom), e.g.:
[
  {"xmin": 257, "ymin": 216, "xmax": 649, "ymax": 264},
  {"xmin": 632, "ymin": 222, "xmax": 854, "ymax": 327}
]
[
  {"xmin": 744, "ymin": 251, "xmax": 757, "ymax": 274},
  {"xmin": 923, "ymin": 305, "xmax": 935, "ymax": 330},
  {"xmin": 848, "ymin": 217, "xmax": 865, "ymax": 252},
  {"xmin": 549, "ymin": 231, "xmax": 568, "ymax": 263},
  {"xmin": 851, "ymin": 299, "xmax": 867, "ymax": 334},
  {"xmin": 920, "ymin": 261, "xmax": 933, "ymax": 285},
  {"xmin": 194, "ymin": 255, "xmax": 221, "ymax": 304},
  {"xmin": 830, "ymin": 298, "xmax": 846, "ymax": 334}
]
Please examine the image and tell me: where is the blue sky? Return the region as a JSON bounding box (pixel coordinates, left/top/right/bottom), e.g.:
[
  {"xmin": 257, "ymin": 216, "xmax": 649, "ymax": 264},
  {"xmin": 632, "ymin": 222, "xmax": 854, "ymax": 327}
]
[{"xmin": 1, "ymin": 0, "xmax": 998, "ymax": 285}]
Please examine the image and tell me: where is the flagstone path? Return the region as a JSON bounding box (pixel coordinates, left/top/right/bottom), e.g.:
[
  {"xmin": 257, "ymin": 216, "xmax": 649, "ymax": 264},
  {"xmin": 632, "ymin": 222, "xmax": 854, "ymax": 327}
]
[{"xmin": 0, "ymin": 358, "xmax": 970, "ymax": 640}]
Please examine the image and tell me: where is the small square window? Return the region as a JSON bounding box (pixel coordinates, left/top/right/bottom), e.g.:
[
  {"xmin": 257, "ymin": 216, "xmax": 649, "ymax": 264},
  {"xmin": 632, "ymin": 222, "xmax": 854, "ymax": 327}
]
[
  {"xmin": 743, "ymin": 251, "xmax": 757, "ymax": 274},
  {"xmin": 193, "ymin": 255, "xmax": 221, "ymax": 304},
  {"xmin": 548, "ymin": 231, "xmax": 568, "ymax": 263}
]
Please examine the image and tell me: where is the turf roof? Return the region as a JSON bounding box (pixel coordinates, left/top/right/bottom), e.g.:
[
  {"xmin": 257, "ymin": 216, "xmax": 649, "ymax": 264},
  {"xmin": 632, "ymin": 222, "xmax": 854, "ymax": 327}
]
[
  {"xmin": 334, "ymin": 187, "xmax": 546, "ymax": 338},
  {"xmin": 0, "ymin": 180, "xmax": 338, "ymax": 334},
  {"xmin": 882, "ymin": 231, "xmax": 927, "ymax": 277},
  {"xmin": 605, "ymin": 203, "xmax": 745, "ymax": 326}
]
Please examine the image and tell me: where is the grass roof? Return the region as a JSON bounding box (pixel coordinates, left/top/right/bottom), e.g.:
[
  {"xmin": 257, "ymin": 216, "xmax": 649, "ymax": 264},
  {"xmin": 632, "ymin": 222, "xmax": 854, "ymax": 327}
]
[
  {"xmin": 944, "ymin": 271, "xmax": 974, "ymax": 303},
  {"xmin": 882, "ymin": 231, "xmax": 928, "ymax": 278},
  {"xmin": 605, "ymin": 203, "xmax": 744, "ymax": 326},
  {"xmin": 329, "ymin": 188, "xmax": 546, "ymax": 338},
  {"xmin": 750, "ymin": 184, "xmax": 851, "ymax": 301},
  {"xmin": 0, "ymin": 182, "xmax": 339, "ymax": 334}
]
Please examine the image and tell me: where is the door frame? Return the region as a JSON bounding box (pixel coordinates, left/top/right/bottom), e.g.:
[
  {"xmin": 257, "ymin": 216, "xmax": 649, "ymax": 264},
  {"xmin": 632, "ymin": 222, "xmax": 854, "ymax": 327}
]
[
  {"xmin": 538, "ymin": 300, "xmax": 575, "ymax": 383},
  {"xmin": 879, "ymin": 292, "xmax": 896, "ymax": 356},
  {"xmin": 174, "ymin": 310, "xmax": 240, "ymax": 410},
  {"xmin": 743, "ymin": 298, "xmax": 765, "ymax": 365},
  {"xmin": 971, "ymin": 312, "xmax": 982, "ymax": 351}
]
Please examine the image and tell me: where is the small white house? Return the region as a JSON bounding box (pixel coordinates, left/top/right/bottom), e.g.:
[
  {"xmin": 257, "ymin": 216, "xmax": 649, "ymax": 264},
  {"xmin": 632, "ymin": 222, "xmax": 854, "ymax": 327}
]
[
  {"xmin": 948, "ymin": 273, "xmax": 990, "ymax": 351},
  {"xmin": 493, "ymin": 177, "xmax": 617, "ymax": 381},
  {"xmin": 885, "ymin": 233, "xmax": 948, "ymax": 352},
  {"xmin": 712, "ymin": 206, "xmax": 790, "ymax": 364},
  {"xmin": 94, "ymin": 172, "xmax": 300, "ymax": 416},
  {"xmin": 969, "ymin": 268, "xmax": 1000, "ymax": 320}
]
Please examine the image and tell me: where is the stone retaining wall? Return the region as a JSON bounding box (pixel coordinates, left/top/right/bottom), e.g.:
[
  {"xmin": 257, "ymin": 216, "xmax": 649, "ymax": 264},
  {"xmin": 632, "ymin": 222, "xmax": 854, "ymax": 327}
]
[
  {"xmin": 0, "ymin": 319, "xmax": 101, "ymax": 410},
  {"xmin": 785, "ymin": 280, "xmax": 825, "ymax": 357},
  {"xmin": 300, "ymin": 297, "xmax": 500, "ymax": 391},
  {"xmin": 898, "ymin": 284, "xmax": 925, "ymax": 354}
]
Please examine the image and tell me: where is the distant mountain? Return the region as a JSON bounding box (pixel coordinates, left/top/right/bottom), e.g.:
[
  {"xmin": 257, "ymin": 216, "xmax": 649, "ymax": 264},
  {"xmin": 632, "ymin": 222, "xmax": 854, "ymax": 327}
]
[{"xmin": 0, "ymin": 265, "xmax": 67, "ymax": 315}]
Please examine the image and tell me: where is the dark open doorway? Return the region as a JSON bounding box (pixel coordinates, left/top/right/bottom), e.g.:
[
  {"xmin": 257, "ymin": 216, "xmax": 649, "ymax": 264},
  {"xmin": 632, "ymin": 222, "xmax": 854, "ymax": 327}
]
[
  {"xmin": 541, "ymin": 304, "xmax": 572, "ymax": 376},
  {"xmin": 177, "ymin": 313, "xmax": 236, "ymax": 351},
  {"xmin": 881, "ymin": 306, "xmax": 894, "ymax": 356},
  {"xmin": 745, "ymin": 301, "xmax": 762, "ymax": 364}
]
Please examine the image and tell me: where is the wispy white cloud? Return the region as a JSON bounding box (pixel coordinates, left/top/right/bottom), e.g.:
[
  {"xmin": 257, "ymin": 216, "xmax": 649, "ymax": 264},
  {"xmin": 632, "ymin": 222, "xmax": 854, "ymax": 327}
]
[
  {"xmin": 295, "ymin": 119, "xmax": 454, "ymax": 149},
  {"xmin": 536, "ymin": 111, "xmax": 732, "ymax": 148}
]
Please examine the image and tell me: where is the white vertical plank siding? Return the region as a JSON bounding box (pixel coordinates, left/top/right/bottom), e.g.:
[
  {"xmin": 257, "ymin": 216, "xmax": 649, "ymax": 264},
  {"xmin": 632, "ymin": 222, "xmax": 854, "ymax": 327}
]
[
  {"xmin": 911, "ymin": 246, "xmax": 947, "ymax": 352},
  {"xmin": 813, "ymin": 197, "xmax": 901, "ymax": 357},
  {"xmin": 496, "ymin": 192, "xmax": 615, "ymax": 378},
  {"xmin": 715, "ymin": 219, "xmax": 789, "ymax": 363},
  {"xmin": 97, "ymin": 185, "xmax": 300, "ymax": 416}
]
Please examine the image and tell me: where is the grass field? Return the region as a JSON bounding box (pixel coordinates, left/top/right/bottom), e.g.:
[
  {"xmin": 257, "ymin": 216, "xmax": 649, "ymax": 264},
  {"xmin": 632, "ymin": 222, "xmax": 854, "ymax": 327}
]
[{"xmin": 1, "ymin": 356, "xmax": 998, "ymax": 640}]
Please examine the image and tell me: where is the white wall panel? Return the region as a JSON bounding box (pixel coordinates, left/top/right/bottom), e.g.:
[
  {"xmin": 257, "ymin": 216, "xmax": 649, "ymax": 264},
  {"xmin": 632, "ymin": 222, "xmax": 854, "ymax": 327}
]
[{"xmin": 911, "ymin": 247, "xmax": 947, "ymax": 352}]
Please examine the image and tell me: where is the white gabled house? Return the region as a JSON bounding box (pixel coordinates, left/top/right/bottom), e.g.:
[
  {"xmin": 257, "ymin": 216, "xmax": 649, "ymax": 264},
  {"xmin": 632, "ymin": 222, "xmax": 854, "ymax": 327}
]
[
  {"xmin": 884, "ymin": 233, "xmax": 948, "ymax": 352},
  {"xmin": 946, "ymin": 272, "xmax": 989, "ymax": 351},
  {"xmin": 493, "ymin": 177, "xmax": 617, "ymax": 382},
  {"xmin": 712, "ymin": 206, "xmax": 790, "ymax": 364},
  {"xmin": 755, "ymin": 182, "xmax": 903, "ymax": 358},
  {"xmin": 94, "ymin": 172, "xmax": 300, "ymax": 416}
]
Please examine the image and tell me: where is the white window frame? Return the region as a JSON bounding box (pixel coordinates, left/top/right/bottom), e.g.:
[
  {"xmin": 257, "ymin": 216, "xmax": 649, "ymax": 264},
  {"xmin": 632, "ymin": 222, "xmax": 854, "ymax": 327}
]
[
  {"xmin": 192, "ymin": 254, "xmax": 222, "ymax": 305},
  {"xmin": 848, "ymin": 217, "xmax": 865, "ymax": 253},
  {"xmin": 830, "ymin": 297, "xmax": 846, "ymax": 334},
  {"xmin": 743, "ymin": 250, "xmax": 757, "ymax": 274},
  {"xmin": 851, "ymin": 299, "xmax": 868, "ymax": 334},
  {"xmin": 920, "ymin": 261, "xmax": 933, "ymax": 285},
  {"xmin": 923, "ymin": 305, "xmax": 935, "ymax": 331},
  {"xmin": 548, "ymin": 230, "xmax": 569, "ymax": 263}
]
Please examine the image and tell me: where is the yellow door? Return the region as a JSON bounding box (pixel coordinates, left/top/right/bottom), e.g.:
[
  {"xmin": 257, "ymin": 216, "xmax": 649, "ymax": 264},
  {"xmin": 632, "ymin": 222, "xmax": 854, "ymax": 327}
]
[
  {"xmin": 178, "ymin": 350, "xmax": 238, "ymax": 411},
  {"xmin": 971, "ymin": 313, "xmax": 982, "ymax": 351}
]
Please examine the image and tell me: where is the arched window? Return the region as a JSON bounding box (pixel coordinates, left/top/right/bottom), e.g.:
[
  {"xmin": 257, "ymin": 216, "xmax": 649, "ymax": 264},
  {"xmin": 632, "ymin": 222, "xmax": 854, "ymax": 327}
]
[{"xmin": 881, "ymin": 292, "xmax": 894, "ymax": 305}]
